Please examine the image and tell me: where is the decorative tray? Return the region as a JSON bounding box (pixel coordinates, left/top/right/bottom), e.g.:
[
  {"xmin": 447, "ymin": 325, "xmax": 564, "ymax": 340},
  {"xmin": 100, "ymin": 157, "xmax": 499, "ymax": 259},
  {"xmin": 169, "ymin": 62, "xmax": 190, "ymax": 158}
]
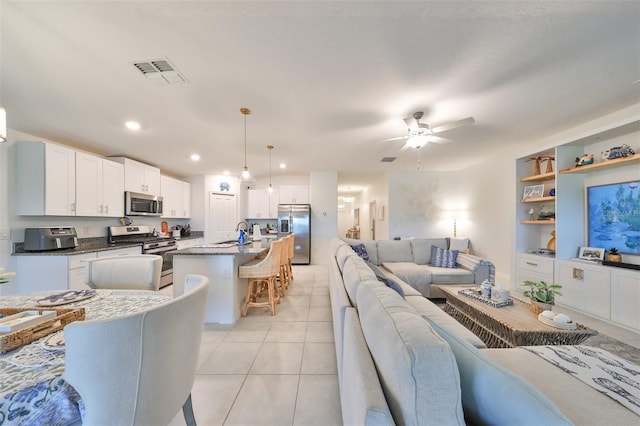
[
  {"xmin": 0, "ymin": 307, "xmax": 85, "ymax": 353},
  {"xmin": 458, "ymin": 289, "xmax": 514, "ymax": 308},
  {"xmin": 537, "ymin": 313, "xmax": 578, "ymax": 330},
  {"xmin": 37, "ymin": 289, "xmax": 97, "ymax": 306}
]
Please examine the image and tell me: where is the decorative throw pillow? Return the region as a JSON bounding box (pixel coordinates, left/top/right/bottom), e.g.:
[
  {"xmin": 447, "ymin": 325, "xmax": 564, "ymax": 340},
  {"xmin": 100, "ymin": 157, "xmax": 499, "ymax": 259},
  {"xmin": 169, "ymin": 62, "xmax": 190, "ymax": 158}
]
[
  {"xmin": 431, "ymin": 246, "xmax": 458, "ymax": 268},
  {"xmin": 449, "ymin": 237, "xmax": 470, "ymax": 252},
  {"xmin": 350, "ymin": 244, "xmax": 370, "ymax": 261},
  {"xmin": 365, "ymin": 261, "xmax": 405, "ymax": 298}
]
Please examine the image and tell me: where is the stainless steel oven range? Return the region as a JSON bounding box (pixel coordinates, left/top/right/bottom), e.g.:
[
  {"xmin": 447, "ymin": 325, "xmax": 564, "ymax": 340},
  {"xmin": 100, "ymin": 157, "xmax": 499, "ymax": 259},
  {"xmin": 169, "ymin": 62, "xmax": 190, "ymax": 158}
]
[{"xmin": 108, "ymin": 225, "xmax": 177, "ymax": 288}]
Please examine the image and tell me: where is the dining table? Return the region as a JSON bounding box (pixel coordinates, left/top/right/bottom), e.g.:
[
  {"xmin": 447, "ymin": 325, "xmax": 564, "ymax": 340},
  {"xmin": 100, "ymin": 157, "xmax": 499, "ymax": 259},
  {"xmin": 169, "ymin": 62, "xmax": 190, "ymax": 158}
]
[{"xmin": 0, "ymin": 289, "xmax": 171, "ymax": 426}]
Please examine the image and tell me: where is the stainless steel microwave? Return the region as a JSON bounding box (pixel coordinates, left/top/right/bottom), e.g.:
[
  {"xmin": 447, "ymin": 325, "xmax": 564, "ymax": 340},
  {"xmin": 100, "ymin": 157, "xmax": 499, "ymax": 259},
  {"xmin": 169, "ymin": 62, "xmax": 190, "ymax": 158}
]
[{"xmin": 125, "ymin": 191, "xmax": 163, "ymax": 216}]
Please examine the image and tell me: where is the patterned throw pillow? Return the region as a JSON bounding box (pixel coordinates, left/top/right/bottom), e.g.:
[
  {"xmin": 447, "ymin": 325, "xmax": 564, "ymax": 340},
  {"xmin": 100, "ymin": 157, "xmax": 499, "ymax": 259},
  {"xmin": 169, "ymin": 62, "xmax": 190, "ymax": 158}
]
[
  {"xmin": 351, "ymin": 244, "xmax": 370, "ymax": 262},
  {"xmin": 431, "ymin": 246, "xmax": 459, "ymax": 268}
]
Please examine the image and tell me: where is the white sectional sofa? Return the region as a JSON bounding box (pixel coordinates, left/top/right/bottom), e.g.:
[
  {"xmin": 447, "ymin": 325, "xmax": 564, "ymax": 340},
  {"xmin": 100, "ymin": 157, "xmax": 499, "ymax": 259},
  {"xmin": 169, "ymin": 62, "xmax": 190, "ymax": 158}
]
[
  {"xmin": 329, "ymin": 238, "xmax": 639, "ymax": 425},
  {"xmin": 342, "ymin": 237, "xmax": 494, "ymax": 298}
]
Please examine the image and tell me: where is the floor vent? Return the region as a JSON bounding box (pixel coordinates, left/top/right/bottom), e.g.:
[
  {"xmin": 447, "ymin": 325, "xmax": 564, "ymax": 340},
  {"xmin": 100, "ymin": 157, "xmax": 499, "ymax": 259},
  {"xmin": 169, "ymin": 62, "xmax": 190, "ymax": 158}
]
[
  {"xmin": 380, "ymin": 157, "xmax": 396, "ymax": 162},
  {"xmin": 132, "ymin": 57, "xmax": 187, "ymax": 86}
]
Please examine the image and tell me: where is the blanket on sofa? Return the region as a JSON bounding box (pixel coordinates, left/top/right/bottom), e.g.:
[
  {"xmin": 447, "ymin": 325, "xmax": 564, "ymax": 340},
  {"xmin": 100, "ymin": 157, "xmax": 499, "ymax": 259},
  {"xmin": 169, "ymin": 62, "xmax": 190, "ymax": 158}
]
[{"xmin": 525, "ymin": 345, "xmax": 640, "ymax": 416}]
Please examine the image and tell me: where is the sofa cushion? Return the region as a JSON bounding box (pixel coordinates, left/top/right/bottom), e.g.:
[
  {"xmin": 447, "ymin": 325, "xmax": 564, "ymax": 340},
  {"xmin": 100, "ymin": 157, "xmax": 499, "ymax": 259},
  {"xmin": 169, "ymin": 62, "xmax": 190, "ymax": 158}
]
[
  {"xmin": 350, "ymin": 243, "xmax": 370, "ymax": 261},
  {"xmin": 429, "ymin": 267, "xmax": 475, "ymax": 285},
  {"xmin": 341, "ymin": 307, "xmax": 394, "ymax": 425},
  {"xmin": 448, "ymin": 237, "xmax": 470, "ymax": 252},
  {"xmin": 357, "ymin": 284, "xmax": 465, "ymax": 425},
  {"xmin": 365, "ymin": 261, "xmax": 405, "ymax": 298},
  {"xmin": 330, "ymin": 238, "xmax": 348, "ymax": 256},
  {"xmin": 336, "ymin": 245, "xmax": 356, "ymax": 271},
  {"xmin": 404, "ymin": 295, "xmax": 486, "ymax": 348},
  {"xmin": 411, "ymin": 238, "xmax": 447, "ymax": 264},
  {"xmin": 342, "ymin": 256, "xmax": 380, "ymax": 307},
  {"xmin": 423, "ymin": 316, "xmax": 572, "ymax": 426},
  {"xmin": 342, "ymin": 238, "xmax": 379, "ymax": 265},
  {"xmin": 376, "ymin": 240, "xmax": 413, "ymax": 263},
  {"xmin": 431, "ymin": 246, "xmax": 459, "ymax": 268},
  {"xmin": 381, "ymin": 262, "xmax": 433, "ymax": 296}
]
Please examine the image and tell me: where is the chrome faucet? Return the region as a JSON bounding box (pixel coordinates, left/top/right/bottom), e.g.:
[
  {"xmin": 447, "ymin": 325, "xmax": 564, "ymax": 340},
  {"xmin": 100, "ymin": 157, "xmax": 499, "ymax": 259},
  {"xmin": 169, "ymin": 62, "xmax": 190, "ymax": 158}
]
[{"xmin": 235, "ymin": 221, "xmax": 249, "ymax": 232}]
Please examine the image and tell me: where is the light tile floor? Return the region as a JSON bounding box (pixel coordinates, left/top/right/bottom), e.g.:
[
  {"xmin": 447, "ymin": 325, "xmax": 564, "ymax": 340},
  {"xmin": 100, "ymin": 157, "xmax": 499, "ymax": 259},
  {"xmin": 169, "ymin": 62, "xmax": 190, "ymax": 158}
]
[{"xmin": 169, "ymin": 265, "xmax": 343, "ymax": 426}]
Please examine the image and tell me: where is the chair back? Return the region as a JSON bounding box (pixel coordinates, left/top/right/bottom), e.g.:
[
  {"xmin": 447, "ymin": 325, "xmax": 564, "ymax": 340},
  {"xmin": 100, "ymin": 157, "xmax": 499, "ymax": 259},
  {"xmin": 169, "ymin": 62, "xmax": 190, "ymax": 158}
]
[
  {"xmin": 64, "ymin": 274, "xmax": 209, "ymax": 425},
  {"xmin": 239, "ymin": 239, "xmax": 281, "ymax": 278},
  {"xmin": 287, "ymin": 234, "xmax": 295, "ymax": 259},
  {"xmin": 84, "ymin": 255, "xmax": 162, "ymax": 291}
]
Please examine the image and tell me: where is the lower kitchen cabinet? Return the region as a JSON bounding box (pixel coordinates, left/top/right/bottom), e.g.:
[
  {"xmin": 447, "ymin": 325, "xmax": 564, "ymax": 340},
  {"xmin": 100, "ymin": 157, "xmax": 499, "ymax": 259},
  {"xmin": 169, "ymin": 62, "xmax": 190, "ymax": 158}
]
[{"xmin": 16, "ymin": 246, "xmax": 142, "ymax": 293}]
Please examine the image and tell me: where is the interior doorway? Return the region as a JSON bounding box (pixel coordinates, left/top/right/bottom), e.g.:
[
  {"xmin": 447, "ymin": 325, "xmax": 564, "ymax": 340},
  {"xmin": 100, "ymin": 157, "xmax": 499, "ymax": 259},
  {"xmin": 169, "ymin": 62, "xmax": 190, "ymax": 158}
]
[
  {"xmin": 369, "ymin": 200, "xmax": 377, "ymax": 240},
  {"xmin": 208, "ymin": 192, "xmax": 237, "ymax": 243}
]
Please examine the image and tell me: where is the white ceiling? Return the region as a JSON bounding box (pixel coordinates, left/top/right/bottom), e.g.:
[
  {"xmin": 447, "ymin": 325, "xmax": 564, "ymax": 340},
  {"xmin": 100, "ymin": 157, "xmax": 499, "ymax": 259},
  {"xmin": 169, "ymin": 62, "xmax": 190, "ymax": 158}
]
[{"xmin": 2, "ymin": 1, "xmax": 639, "ymax": 192}]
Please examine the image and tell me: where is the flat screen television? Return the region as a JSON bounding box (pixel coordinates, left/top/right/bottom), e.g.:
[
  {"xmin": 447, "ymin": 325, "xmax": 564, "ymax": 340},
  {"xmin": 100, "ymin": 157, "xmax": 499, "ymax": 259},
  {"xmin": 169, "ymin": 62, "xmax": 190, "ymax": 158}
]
[{"xmin": 587, "ymin": 180, "xmax": 640, "ymax": 254}]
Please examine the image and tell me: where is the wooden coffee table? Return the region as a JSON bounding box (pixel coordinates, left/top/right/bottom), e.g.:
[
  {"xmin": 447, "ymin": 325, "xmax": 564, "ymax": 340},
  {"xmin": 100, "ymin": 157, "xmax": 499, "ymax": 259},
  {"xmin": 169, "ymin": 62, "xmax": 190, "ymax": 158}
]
[{"xmin": 438, "ymin": 285, "xmax": 597, "ymax": 348}]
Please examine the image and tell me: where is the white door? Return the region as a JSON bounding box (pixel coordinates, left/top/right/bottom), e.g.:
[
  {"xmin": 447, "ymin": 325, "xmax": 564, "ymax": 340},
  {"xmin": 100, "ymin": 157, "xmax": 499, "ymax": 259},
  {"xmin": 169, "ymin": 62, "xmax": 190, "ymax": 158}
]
[
  {"xmin": 75, "ymin": 152, "xmax": 102, "ymax": 216},
  {"xmin": 101, "ymin": 160, "xmax": 124, "ymax": 216},
  {"xmin": 209, "ymin": 193, "xmax": 237, "ymax": 243},
  {"xmin": 45, "ymin": 143, "xmax": 76, "ymax": 215}
]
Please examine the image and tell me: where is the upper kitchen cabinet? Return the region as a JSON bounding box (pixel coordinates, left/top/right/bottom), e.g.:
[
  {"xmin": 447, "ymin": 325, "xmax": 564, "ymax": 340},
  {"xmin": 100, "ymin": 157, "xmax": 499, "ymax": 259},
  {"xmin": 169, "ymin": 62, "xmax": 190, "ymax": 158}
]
[
  {"xmin": 161, "ymin": 175, "xmax": 191, "ymax": 218},
  {"xmin": 279, "ymin": 184, "xmax": 309, "ymax": 204},
  {"xmin": 247, "ymin": 189, "xmax": 278, "ymax": 218},
  {"xmin": 76, "ymin": 153, "xmax": 124, "ymax": 217},
  {"xmin": 16, "ymin": 141, "xmax": 76, "ymax": 216},
  {"xmin": 110, "ymin": 157, "xmax": 161, "ymax": 195}
]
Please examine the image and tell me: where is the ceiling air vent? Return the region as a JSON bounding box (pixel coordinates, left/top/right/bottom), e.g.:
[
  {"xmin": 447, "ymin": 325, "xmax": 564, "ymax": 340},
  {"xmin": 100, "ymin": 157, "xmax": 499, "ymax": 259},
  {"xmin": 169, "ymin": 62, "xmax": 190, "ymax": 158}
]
[
  {"xmin": 132, "ymin": 57, "xmax": 188, "ymax": 86},
  {"xmin": 380, "ymin": 157, "xmax": 396, "ymax": 163}
]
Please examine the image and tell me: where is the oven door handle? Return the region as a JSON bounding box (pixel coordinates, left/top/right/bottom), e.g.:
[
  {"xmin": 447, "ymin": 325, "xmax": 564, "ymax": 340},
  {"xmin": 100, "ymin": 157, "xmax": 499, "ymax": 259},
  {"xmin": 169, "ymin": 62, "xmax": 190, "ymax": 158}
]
[{"xmin": 144, "ymin": 247, "xmax": 177, "ymax": 254}]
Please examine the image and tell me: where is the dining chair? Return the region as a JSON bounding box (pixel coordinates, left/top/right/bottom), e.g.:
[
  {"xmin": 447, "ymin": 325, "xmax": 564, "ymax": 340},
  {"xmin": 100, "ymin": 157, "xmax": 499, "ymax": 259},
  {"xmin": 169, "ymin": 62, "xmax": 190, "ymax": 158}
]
[
  {"xmin": 286, "ymin": 233, "xmax": 295, "ymax": 282},
  {"xmin": 239, "ymin": 239, "xmax": 282, "ymax": 316},
  {"xmin": 84, "ymin": 255, "xmax": 162, "ymax": 291},
  {"xmin": 64, "ymin": 274, "xmax": 209, "ymax": 426},
  {"xmin": 276, "ymin": 237, "xmax": 290, "ymax": 297}
]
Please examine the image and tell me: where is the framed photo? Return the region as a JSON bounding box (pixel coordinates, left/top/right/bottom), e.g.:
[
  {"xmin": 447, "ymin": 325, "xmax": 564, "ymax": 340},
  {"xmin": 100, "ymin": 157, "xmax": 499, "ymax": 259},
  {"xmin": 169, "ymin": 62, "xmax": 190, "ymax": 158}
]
[
  {"xmin": 523, "ymin": 184, "xmax": 544, "ymax": 200},
  {"xmin": 353, "ymin": 208, "xmax": 359, "ymax": 226},
  {"xmin": 578, "ymin": 246, "xmax": 605, "ymax": 261},
  {"xmin": 378, "ymin": 205, "xmax": 385, "ymax": 221}
]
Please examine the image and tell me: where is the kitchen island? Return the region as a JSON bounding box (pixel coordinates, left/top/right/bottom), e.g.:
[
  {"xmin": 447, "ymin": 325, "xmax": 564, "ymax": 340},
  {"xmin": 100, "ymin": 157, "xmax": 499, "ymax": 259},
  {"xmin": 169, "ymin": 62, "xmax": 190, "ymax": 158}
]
[{"xmin": 172, "ymin": 239, "xmax": 270, "ymax": 324}]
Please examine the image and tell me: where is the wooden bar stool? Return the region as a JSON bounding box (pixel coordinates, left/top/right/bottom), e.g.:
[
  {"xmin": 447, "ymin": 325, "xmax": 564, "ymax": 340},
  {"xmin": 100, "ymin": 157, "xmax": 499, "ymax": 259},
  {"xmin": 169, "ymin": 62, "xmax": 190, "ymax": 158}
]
[
  {"xmin": 286, "ymin": 233, "xmax": 295, "ymax": 283},
  {"xmin": 239, "ymin": 239, "xmax": 282, "ymax": 316},
  {"xmin": 276, "ymin": 237, "xmax": 290, "ymax": 297}
]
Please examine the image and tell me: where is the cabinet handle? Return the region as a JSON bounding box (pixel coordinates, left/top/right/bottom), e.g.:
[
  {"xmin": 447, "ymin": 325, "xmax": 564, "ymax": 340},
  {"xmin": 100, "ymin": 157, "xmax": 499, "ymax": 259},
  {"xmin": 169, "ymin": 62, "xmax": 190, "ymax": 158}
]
[
  {"xmin": 105, "ymin": 205, "xmax": 109, "ymax": 214},
  {"xmin": 71, "ymin": 202, "xmax": 76, "ymax": 212},
  {"xmin": 526, "ymin": 261, "xmax": 538, "ymax": 266},
  {"xmin": 99, "ymin": 205, "xmax": 103, "ymax": 213}
]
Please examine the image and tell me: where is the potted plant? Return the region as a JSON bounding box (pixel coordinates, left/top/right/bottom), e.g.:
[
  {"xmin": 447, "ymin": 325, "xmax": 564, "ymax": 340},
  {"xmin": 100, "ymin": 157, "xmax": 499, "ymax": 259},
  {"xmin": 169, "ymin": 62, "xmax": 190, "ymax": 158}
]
[
  {"xmin": 522, "ymin": 280, "xmax": 562, "ymax": 314},
  {"xmin": 607, "ymin": 247, "xmax": 622, "ymax": 263}
]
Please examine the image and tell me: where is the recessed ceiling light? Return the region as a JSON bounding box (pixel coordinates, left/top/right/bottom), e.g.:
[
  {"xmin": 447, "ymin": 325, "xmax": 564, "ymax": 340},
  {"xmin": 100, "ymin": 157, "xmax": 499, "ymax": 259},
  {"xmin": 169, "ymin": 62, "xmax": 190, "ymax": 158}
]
[
  {"xmin": 190, "ymin": 154, "xmax": 200, "ymax": 161},
  {"xmin": 125, "ymin": 121, "xmax": 141, "ymax": 131},
  {"xmin": 279, "ymin": 163, "xmax": 286, "ymax": 169}
]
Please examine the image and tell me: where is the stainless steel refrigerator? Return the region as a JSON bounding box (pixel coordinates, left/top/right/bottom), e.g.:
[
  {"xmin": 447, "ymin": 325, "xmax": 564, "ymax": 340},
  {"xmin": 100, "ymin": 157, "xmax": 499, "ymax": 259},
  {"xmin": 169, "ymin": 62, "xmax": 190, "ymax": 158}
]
[{"xmin": 278, "ymin": 204, "xmax": 311, "ymax": 264}]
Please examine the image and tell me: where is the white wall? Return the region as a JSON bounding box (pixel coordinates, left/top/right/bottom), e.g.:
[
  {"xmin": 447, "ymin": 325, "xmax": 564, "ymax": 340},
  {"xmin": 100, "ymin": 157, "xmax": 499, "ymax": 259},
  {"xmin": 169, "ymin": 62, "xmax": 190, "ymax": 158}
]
[
  {"xmin": 309, "ymin": 171, "xmax": 338, "ymax": 264},
  {"xmin": 387, "ymin": 171, "xmax": 457, "ymax": 239}
]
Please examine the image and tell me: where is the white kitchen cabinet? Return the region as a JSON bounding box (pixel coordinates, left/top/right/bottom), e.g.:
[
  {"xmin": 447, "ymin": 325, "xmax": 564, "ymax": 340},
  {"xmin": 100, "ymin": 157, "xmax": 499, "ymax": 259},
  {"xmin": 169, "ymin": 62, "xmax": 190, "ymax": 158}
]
[
  {"xmin": 279, "ymin": 185, "xmax": 308, "ymax": 204},
  {"xmin": 161, "ymin": 176, "xmax": 191, "ymax": 218},
  {"xmin": 16, "ymin": 141, "xmax": 76, "ymax": 216},
  {"xmin": 18, "ymin": 246, "xmax": 143, "ymax": 292},
  {"xmin": 515, "ymin": 253, "xmax": 554, "ymax": 293},
  {"xmin": 176, "ymin": 238, "xmax": 204, "ymax": 250},
  {"xmin": 76, "ymin": 153, "xmax": 124, "ymax": 217},
  {"xmin": 111, "ymin": 157, "xmax": 161, "ymax": 195},
  {"xmin": 610, "ymin": 267, "xmax": 640, "ymax": 330},
  {"xmin": 247, "ymin": 189, "xmax": 279, "ymax": 218}
]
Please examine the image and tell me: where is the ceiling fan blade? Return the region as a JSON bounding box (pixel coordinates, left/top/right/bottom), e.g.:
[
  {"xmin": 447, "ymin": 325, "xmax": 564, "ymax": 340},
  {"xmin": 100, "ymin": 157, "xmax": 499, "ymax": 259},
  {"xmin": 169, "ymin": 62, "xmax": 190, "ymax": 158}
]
[
  {"xmin": 432, "ymin": 117, "xmax": 475, "ymax": 134},
  {"xmin": 396, "ymin": 143, "xmax": 412, "ymax": 155},
  {"xmin": 428, "ymin": 135, "xmax": 450, "ymax": 144},
  {"xmin": 382, "ymin": 135, "xmax": 408, "ymax": 142},
  {"xmin": 403, "ymin": 115, "xmax": 419, "ymax": 131}
]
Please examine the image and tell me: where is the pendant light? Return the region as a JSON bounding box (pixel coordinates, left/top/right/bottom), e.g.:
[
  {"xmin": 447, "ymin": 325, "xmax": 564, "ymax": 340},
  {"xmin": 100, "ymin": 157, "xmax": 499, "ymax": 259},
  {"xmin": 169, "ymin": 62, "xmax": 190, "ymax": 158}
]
[
  {"xmin": 240, "ymin": 107, "xmax": 251, "ymax": 180},
  {"xmin": 267, "ymin": 145, "xmax": 274, "ymax": 193}
]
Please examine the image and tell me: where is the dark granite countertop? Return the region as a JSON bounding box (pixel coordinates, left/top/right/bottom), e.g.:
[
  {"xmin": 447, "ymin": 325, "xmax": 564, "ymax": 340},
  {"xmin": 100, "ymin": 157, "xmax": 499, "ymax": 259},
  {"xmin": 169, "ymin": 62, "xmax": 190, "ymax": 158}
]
[
  {"xmin": 173, "ymin": 238, "xmax": 271, "ymax": 256},
  {"xmin": 12, "ymin": 233, "xmax": 205, "ymax": 256}
]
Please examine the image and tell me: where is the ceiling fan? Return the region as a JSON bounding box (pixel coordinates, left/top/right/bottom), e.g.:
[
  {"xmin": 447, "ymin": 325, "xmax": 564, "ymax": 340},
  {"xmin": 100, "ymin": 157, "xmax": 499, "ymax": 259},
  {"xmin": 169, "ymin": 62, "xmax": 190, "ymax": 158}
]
[{"xmin": 386, "ymin": 111, "xmax": 475, "ymax": 153}]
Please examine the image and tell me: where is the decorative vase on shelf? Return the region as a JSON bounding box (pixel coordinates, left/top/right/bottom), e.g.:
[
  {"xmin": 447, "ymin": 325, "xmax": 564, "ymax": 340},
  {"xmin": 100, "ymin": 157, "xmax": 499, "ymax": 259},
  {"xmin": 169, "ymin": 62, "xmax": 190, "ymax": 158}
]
[
  {"xmin": 607, "ymin": 248, "xmax": 622, "ymax": 262},
  {"xmin": 546, "ymin": 231, "xmax": 556, "ymax": 251}
]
